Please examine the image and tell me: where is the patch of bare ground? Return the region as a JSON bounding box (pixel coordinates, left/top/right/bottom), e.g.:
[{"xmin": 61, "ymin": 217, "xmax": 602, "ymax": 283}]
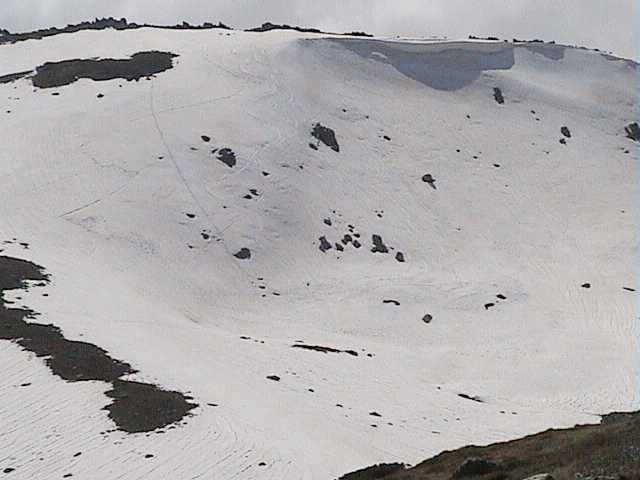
[{"xmin": 338, "ymin": 411, "xmax": 640, "ymax": 479}]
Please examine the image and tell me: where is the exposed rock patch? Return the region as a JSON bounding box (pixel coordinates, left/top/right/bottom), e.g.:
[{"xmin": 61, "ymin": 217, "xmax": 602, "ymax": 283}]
[
  {"xmin": 0, "ymin": 255, "xmax": 197, "ymax": 433},
  {"xmin": 382, "ymin": 299, "xmax": 400, "ymax": 306},
  {"xmin": 311, "ymin": 123, "xmax": 340, "ymax": 152},
  {"xmin": 216, "ymin": 148, "xmax": 236, "ymax": 167},
  {"xmin": 0, "ymin": 70, "xmax": 32, "ymax": 85},
  {"xmin": 318, "ymin": 236, "xmax": 332, "ymax": 252},
  {"xmin": 104, "ymin": 380, "xmax": 197, "ymax": 434},
  {"xmin": 422, "ymin": 174, "xmax": 437, "ymax": 189},
  {"xmin": 371, "ymin": 235, "xmax": 389, "ymax": 254},
  {"xmin": 292, "ymin": 344, "xmax": 358, "ymax": 357},
  {"xmin": 234, "ymin": 248, "xmax": 251, "ymax": 260},
  {"xmin": 458, "ymin": 393, "xmax": 484, "ymax": 403},
  {"xmin": 30, "ymin": 51, "xmax": 178, "ymax": 89},
  {"xmin": 625, "ymin": 122, "xmax": 640, "ymax": 142},
  {"xmin": 493, "ymin": 87, "xmax": 504, "ymax": 104},
  {"xmin": 0, "ymin": 18, "xmax": 231, "ymax": 45}
]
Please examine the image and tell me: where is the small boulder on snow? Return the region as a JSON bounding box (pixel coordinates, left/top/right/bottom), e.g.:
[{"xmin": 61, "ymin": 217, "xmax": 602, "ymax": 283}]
[
  {"xmin": 422, "ymin": 174, "xmax": 437, "ymax": 189},
  {"xmin": 234, "ymin": 248, "xmax": 251, "ymax": 260},
  {"xmin": 311, "ymin": 123, "xmax": 340, "ymax": 152},
  {"xmin": 625, "ymin": 122, "xmax": 640, "ymax": 142}
]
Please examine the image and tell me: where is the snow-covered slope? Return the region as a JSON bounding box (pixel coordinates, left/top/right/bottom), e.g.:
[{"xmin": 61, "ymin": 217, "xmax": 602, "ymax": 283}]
[{"xmin": 0, "ymin": 26, "xmax": 638, "ymax": 479}]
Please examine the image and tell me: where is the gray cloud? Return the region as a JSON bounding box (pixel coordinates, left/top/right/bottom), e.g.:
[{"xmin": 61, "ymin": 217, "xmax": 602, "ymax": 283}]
[{"xmin": 1, "ymin": 0, "xmax": 636, "ymax": 59}]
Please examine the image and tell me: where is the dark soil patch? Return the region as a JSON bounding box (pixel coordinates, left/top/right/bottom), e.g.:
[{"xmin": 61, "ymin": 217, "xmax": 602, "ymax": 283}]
[
  {"xmin": 0, "ymin": 255, "xmax": 197, "ymax": 433},
  {"xmin": 216, "ymin": 148, "xmax": 236, "ymax": 167},
  {"xmin": 338, "ymin": 411, "xmax": 640, "ymax": 480},
  {"xmin": 311, "ymin": 123, "xmax": 340, "ymax": 152},
  {"xmin": 30, "ymin": 51, "xmax": 178, "ymax": 89},
  {"xmin": 493, "ymin": 87, "xmax": 504, "ymax": 104},
  {"xmin": 625, "ymin": 122, "xmax": 640, "ymax": 142}
]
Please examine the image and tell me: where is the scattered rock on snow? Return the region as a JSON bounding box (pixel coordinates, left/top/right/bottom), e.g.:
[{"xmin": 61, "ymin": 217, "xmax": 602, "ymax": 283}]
[
  {"xmin": 311, "ymin": 123, "xmax": 340, "ymax": 152},
  {"xmin": 371, "ymin": 235, "xmax": 389, "ymax": 254},
  {"xmin": 318, "ymin": 236, "xmax": 332, "ymax": 253},
  {"xmin": 458, "ymin": 393, "xmax": 484, "ymax": 403},
  {"xmin": 422, "ymin": 174, "xmax": 437, "ymax": 189},
  {"xmin": 216, "ymin": 148, "xmax": 236, "ymax": 167},
  {"xmin": 561, "ymin": 126, "xmax": 571, "ymax": 138},
  {"xmin": 625, "ymin": 122, "xmax": 640, "ymax": 141},
  {"xmin": 493, "ymin": 87, "xmax": 504, "ymax": 104},
  {"xmin": 234, "ymin": 248, "xmax": 251, "ymax": 260}
]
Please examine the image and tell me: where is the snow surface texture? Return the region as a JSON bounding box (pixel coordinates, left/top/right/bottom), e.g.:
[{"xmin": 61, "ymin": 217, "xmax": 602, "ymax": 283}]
[{"xmin": 0, "ymin": 27, "xmax": 638, "ymax": 479}]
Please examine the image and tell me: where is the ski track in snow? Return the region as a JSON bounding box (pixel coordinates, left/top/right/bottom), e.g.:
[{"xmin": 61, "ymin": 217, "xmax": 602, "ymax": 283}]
[{"xmin": 0, "ymin": 27, "xmax": 638, "ymax": 479}]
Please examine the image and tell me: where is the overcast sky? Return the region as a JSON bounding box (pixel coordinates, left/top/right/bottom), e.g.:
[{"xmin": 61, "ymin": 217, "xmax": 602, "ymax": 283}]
[{"xmin": 1, "ymin": 0, "xmax": 637, "ymax": 60}]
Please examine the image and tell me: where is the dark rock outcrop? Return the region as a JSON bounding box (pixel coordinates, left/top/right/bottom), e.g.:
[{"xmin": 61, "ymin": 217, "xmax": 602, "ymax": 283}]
[
  {"xmin": 311, "ymin": 123, "xmax": 340, "ymax": 152},
  {"xmin": 625, "ymin": 122, "xmax": 640, "ymax": 142}
]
